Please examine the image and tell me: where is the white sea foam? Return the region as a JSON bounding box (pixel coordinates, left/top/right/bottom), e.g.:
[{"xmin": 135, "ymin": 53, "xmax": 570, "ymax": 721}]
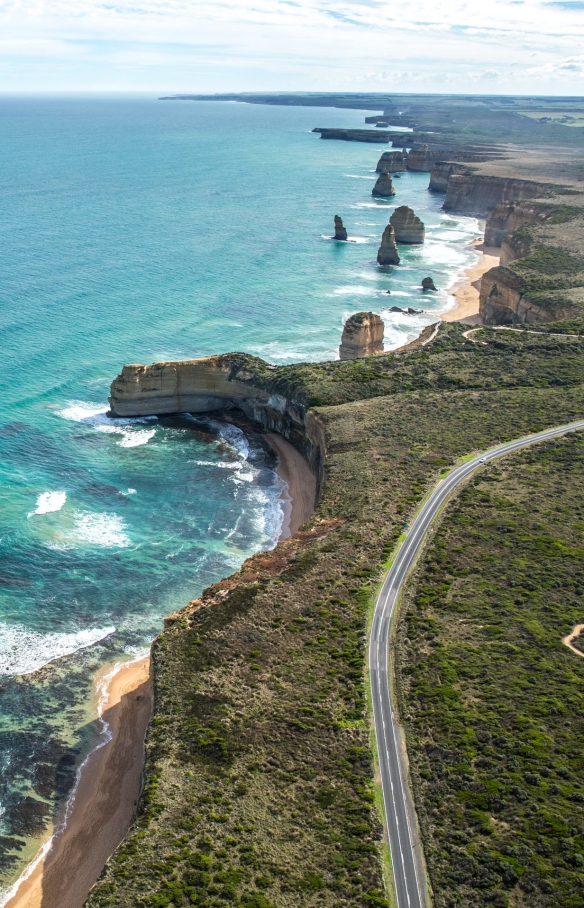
[
  {"xmin": 73, "ymin": 512, "xmax": 131, "ymax": 548},
  {"xmin": 0, "ymin": 624, "xmax": 115, "ymax": 676},
  {"xmin": 29, "ymin": 490, "xmax": 66, "ymax": 516},
  {"xmin": 57, "ymin": 401, "xmax": 157, "ymax": 448}
]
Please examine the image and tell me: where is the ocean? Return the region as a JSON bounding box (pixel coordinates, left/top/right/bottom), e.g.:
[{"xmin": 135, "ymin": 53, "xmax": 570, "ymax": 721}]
[{"xmin": 0, "ymin": 95, "xmax": 482, "ymax": 895}]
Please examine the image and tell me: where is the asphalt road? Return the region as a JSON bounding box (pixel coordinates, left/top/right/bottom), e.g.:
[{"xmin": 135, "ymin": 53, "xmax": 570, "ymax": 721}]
[{"xmin": 369, "ymin": 419, "xmax": 584, "ymax": 908}]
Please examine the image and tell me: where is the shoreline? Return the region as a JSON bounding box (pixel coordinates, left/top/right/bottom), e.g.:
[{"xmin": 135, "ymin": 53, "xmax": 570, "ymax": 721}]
[
  {"xmin": 4, "ymin": 430, "xmax": 313, "ymax": 908},
  {"xmin": 5, "ymin": 656, "xmax": 151, "ymax": 908},
  {"xmin": 265, "ymin": 432, "xmax": 317, "ymax": 539},
  {"xmin": 441, "ymin": 241, "xmax": 500, "ymax": 324}
]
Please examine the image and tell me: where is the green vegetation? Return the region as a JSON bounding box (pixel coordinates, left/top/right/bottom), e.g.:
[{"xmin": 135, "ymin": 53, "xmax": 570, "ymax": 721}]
[
  {"xmin": 86, "ymin": 324, "xmax": 584, "ymax": 908},
  {"xmin": 397, "ymin": 434, "xmax": 584, "ymax": 907}
]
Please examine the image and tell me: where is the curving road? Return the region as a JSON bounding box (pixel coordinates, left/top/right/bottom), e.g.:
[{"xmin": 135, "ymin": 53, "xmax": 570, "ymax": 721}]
[{"xmin": 369, "ymin": 419, "xmax": 584, "ymax": 908}]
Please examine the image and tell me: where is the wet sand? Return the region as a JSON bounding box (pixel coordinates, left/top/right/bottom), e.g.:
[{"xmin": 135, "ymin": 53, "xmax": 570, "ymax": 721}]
[
  {"xmin": 442, "ymin": 242, "xmax": 500, "ymax": 323},
  {"xmin": 265, "ymin": 432, "xmax": 317, "ymax": 538},
  {"xmin": 6, "ymin": 656, "xmax": 151, "ymax": 908}
]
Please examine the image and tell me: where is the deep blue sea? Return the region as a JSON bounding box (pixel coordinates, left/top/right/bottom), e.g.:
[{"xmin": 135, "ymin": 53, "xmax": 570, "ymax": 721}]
[{"xmin": 0, "ymin": 95, "xmax": 482, "ymax": 895}]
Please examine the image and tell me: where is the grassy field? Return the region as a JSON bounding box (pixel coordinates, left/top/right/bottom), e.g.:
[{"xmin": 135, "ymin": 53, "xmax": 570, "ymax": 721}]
[
  {"xmin": 397, "ymin": 434, "xmax": 584, "ymax": 908},
  {"xmin": 86, "ymin": 323, "xmax": 584, "ymax": 908}
]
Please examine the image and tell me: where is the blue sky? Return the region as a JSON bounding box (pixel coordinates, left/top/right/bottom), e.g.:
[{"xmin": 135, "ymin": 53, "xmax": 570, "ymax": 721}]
[{"xmin": 0, "ymin": 0, "xmax": 583, "ymax": 93}]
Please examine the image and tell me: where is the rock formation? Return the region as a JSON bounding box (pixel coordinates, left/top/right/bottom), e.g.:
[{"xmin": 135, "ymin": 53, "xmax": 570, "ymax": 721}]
[
  {"xmin": 429, "ymin": 162, "xmax": 468, "ymax": 193},
  {"xmin": 480, "ymin": 266, "xmax": 582, "ymax": 325},
  {"xmin": 338, "ymin": 312, "xmax": 384, "ymax": 360},
  {"xmin": 312, "ymin": 128, "xmax": 391, "ymax": 143},
  {"xmin": 443, "ymin": 173, "xmax": 547, "ymax": 218},
  {"xmin": 108, "ymin": 353, "xmax": 328, "ymax": 496},
  {"xmin": 334, "ymin": 215, "xmax": 348, "ymax": 241},
  {"xmin": 422, "ymin": 277, "xmax": 437, "ymax": 291},
  {"xmin": 372, "ymin": 171, "xmax": 396, "ymax": 197},
  {"xmin": 484, "ymin": 202, "xmax": 548, "ymax": 249},
  {"xmin": 375, "ymin": 151, "xmax": 408, "ymax": 173},
  {"xmin": 377, "ymin": 225, "xmax": 400, "ymax": 266},
  {"xmin": 390, "ymin": 206, "xmax": 425, "ymax": 244}
]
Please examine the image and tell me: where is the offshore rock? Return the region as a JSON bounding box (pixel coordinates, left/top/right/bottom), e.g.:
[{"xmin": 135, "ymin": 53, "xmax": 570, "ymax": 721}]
[
  {"xmin": 372, "ymin": 171, "xmax": 396, "ymax": 197},
  {"xmin": 377, "ymin": 225, "xmax": 400, "ymax": 266},
  {"xmin": 390, "ymin": 206, "xmax": 425, "ymax": 244},
  {"xmin": 376, "ymin": 151, "xmax": 408, "ymax": 173},
  {"xmin": 422, "ymin": 277, "xmax": 437, "ymax": 291},
  {"xmin": 333, "ymin": 215, "xmax": 348, "ymax": 241},
  {"xmin": 339, "ymin": 312, "xmax": 384, "ymax": 360}
]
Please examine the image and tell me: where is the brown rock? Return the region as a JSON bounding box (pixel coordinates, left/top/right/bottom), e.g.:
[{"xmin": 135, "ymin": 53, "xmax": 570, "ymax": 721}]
[
  {"xmin": 333, "ymin": 215, "xmax": 348, "ymax": 241},
  {"xmin": 390, "ymin": 206, "xmax": 425, "ymax": 244},
  {"xmin": 377, "ymin": 225, "xmax": 400, "ymax": 266},
  {"xmin": 422, "ymin": 277, "xmax": 437, "ymax": 291},
  {"xmin": 339, "ymin": 312, "xmax": 384, "ymax": 360},
  {"xmin": 375, "ymin": 151, "xmax": 407, "ymax": 173},
  {"xmin": 372, "ymin": 171, "xmax": 396, "ymax": 197}
]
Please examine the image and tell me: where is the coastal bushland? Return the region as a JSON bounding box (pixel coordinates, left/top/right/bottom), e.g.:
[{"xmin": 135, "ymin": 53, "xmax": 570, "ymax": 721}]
[
  {"xmin": 86, "ymin": 323, "xmax": 584, "ymax": 908},
  {"xmin": 397, "ymin": 435, "xmax": 584, "ymax": 907}
]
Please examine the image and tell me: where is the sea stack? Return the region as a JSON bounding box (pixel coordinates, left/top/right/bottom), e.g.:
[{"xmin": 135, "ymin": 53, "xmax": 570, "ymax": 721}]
[
  {"xmin": 372, "ymin": 171, "xmax": 396, "ymax": 197},
  {"xmin": 375, "ymin": 151, "xmax": 408, "ymax": 173},
  {"xmin": 422, "ymin": 277, "xmax": 437, "ymax": 291},
  {"xmin": 339, "ymin": 312, "xmax": 384, "ymax": 360},
  {"xmin": 390, "ymin": 206, "xmax": 425, "ymax": 244},
  {"xmin": 334, "ymin": 215, "xmax": 348, "ymax": 241},
  {"xmin": 377, "ymin": 224, "xmax": 400, "ymax": 266}
]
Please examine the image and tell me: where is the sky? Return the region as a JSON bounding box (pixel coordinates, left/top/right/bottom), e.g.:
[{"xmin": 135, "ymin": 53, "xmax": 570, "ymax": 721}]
[{"xmin": 0, "ymin": 0, "xmax": 583, "ymax": 94}]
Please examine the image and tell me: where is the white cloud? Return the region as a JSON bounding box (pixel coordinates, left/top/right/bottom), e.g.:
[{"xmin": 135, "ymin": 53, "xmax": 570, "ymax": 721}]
[{"xmin": 0, "ymin": 0, "xmax": 583, "ymax": 91}]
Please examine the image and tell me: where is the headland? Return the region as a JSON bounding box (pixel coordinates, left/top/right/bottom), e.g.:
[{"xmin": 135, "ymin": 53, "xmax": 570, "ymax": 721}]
[{"xmin": 12, "ymin": 92, "xmax": 584, "ymax": 908}]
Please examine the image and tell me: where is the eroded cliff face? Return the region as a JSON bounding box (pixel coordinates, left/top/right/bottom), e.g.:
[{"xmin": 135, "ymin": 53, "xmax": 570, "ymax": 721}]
[
  {"xmin": 375, "ymin": 150, "xmax": 407, "ymax": 173},
  {"xmin": 428, "ymin": 161, "xmax": 468, "ymax": 193},
  {"xmin": 484, "ymin": 202, "xmax": 547, "ymax": 248},
  {"xmin": 109, "ymin": 354, "xmax": 325, "ymax": 494},
  {"xmin": 389, "ymin": 206, "xmax": 425, "ymax": 244},
  {"xmin": 443, "ymin": 173, "xmax": 547, "ymax": 217},
  {"xmin": 338, "ymin": 312, "xmax": 384, "ymax": 359},
  {"xmin": 479, "ymin": 266, "xmax": 580, "ymax": 324}
]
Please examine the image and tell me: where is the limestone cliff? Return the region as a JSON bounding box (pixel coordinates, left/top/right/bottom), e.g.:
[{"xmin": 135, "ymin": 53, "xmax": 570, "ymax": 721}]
[
  {"xmin": 338, "ymin": 312, "xmax": 384, "ymax": 360},
  {"xmin": 390, "ymin": 206, "xmax": 425, "ymax": 244},
  {"xmin": 484, "ymin": 202, "xmax": 548, "ymax": 249},
  {"xmin": 377, "ymin": 224, "xmax": 400, "ymax": 266},
  {"xmin": 109, "ymin": 354, "xmax": 326, "ymax": 493},
  {"xmin": 375, "ymin": 151, "xmax": 407, "ymax": 173},
  {"xmin": 429, "ymin": 162, "xmax": 469, "ymax": 193},
  {"xmin": 312, "ymin": 128, "xmax": 391, "ymax": 143},
  {"xmin": 334, "ymin": 215, "xmax": 348, "ymax": 241},
  {"xmin": 443, "ymin": 173, "xmax": 548, "ymax": 217},
  {"xmin": 372, "ymin": 171, "xmax": 395, "ymax": 197},
  {"xmin": 480, "ymin": 266, "xmax": 584, "ymax": 325}
]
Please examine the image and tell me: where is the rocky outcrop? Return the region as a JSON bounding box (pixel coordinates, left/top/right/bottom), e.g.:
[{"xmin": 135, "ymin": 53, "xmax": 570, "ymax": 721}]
[
  {"xmin": 334, "ymin": 215, "xmax": 348, "ymax": 241},
  {"xmin": 443, "ymin": 174, "xmax": 548, "ymax": 218},
  {"xmin": 390, "ymin": 206, "xmax": 425, "ymax": 244},
  {"xmin": 479, "ymin": 266, "xmax": 580, "ymax": 324},
  {"xmin": 429, "ymin": 162, "xmax": 469, "ymax": 193},
  {"xmin": 377, "ymin": 225, "xmax": 400, "ymax": 266},
  {"xmin": 338, "ymin": 312, "xmax": 384, "ymax": 360},
  {"xmin": 376, "ymin": 151, "xmax": 407, "ymax": 173},
  {"xmin": 422, "ymin": 277, "xmax": 437, "ymax": 291},
  {"xmin": 372, "ymin": 171, "xmax": 395, "ymax": 197},
  {"xmin": 108, "ymin": 354, "xmax": 326, "ymax": 495},
  {"xmin": 312, "ymin": 128, "xmax": 391, "ymax": 143}
]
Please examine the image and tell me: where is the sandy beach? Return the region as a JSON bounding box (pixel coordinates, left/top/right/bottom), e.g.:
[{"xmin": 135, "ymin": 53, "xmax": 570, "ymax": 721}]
[
  {"xmin": 265, "ymin": 432, "xmax": 317, "ymax": 538},
  {"xmin": 5, "ymin": 656, "xmax": 151, "ymax": 908},
  {"xmin": 441, "ymin": 242, "xmax": 500, "ymax": 323}
]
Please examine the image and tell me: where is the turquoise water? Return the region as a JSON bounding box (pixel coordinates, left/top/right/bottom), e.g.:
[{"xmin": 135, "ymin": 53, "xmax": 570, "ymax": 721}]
[{"xmin": 0, "ymin": 96, "xmax": 482, "ymax": 893}]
